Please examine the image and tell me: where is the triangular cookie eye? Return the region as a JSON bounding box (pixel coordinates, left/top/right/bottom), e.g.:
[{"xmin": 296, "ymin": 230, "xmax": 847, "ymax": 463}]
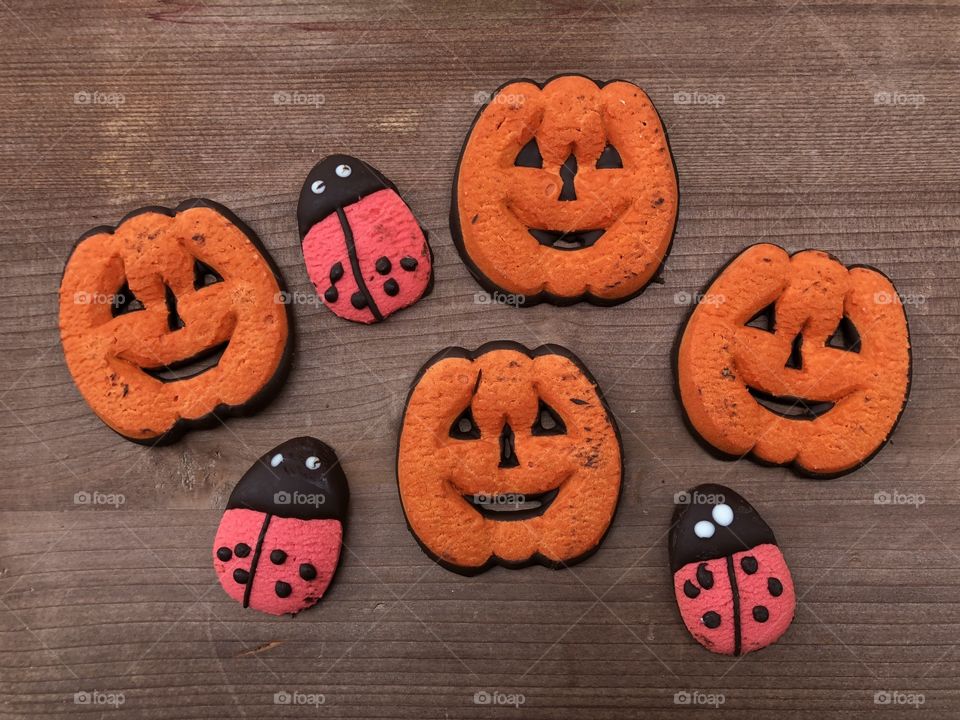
[
  {"xmin": 596, "ymin": 144, "xmax": 623, "ymax": 169},
  {"xmin": 193, "ymin": 259, "xmax": 224, "ymax": 290},
  {"xmin": 745, "ymin": 304, "xmax": 776, "ymax": 334},
  {"xmin": 111, "ymin": 282, "xmax": 144, "ymax": 317},
  {"xmin": 826, "ymin": 316, "xmax": 861, "ymax": 353},
  {"xmin": 514, "ymin": 138, "xmax": 544, "ymax": 169},
  {"xmin": 531, "ymin": 400, "xmax": 567, "ymax": 436},
  {"xmin": 449, "ymin": 406, "xmax": 481, "ymax": 439}
]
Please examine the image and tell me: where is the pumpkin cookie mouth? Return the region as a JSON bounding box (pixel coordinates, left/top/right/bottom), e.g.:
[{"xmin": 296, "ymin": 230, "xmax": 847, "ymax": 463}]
[
  {"xmin": 461, "ymin": 486, "xmax": 561, "ymax": 521},
  {"xmin": 746, "ymin": 386, "xmax": 836, "ymax": 420},
  {"xmin": 141, "ymin": 341, "xmax": 229, "ymax": 383},
  {"xmin": 528, "ymin": 228, "xmax": 605, "ymax": 251}
]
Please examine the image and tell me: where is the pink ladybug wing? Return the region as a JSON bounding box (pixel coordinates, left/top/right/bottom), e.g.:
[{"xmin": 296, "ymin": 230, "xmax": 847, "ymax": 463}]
[
  {"xmin": 213, "ymin": 508, "xmax": 266, "ymax": 607},
  {"xmin": 302, "ymin": 212, "xmax": 377, "ymax": 323},
  {"xmin": 673, "ymin": 557, "xmax": 737, "ymax": 655},
  {"xmin": 343, "ymin": 188, "xmax": 432, "ymax": 318},
  {"xmin": 244, "ymin": 517, "xmax": 343, "ymax": 616},
  {"xmin": 733, "ymin": 544, "xmax": 796, "ymax": 655}
]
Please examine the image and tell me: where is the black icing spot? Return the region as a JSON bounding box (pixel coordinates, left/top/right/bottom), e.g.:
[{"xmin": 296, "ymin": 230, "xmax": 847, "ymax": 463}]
[
  {"xmin": 683, "ymin": 580, "xmax": 700, "ymax": 599},
  {"xmin": 696, "ymin": 563, "xmax": 714, "ymax": 589},
  {"xmin": 384, "ymin": 279, "xmax": 399, "ymax": 296},
  {"xmin": 768, "ymin": 577, "xmax": 784, "ymax": 597},
  {"xmin": 753, "ymin": 605, "xmax": 769, "ymax": 623},
  {"xmin": 702, "ymin": 611, "xmax": 721, "ymax": 629},
  {"xmin": 375, "ymin": 257, "xmax": 392, "ymax": 275},
  {"xmin": 741, "ymin": 556, "xmax": 758, "ymax": 574},
  {"xmin": 299, "ymin": 563, "xmax": 317, "ymax": 581},
  {"xmin": 400, "ymin": 256, "xmax": 418, "ymax": 271},
  {"xmin": 216, "ymin": 547, "xmax": 232, "ymax": 562},
  {"xmin": 330, "ymin": 262, "xmax": 344, "ymax": 282},
  {"xmin": 324, "ymin": 286, "xmax": 338, "ymax": 303},
  {"xmin": 233, "ymin": 568, "xmax": 249, "ymax": 584},
  {"xmin": 234, "ymin": 543, "xmax": 251, "ymax": 558},
  {"xmin": 270, "ymin": 549, "xmax": 287, "ymax": 565},
  {"xmin": 275, "ymin": 581, "xmax": 292, "ymax": 598},
  {"xmin": 350, "ymin": 292, "xmax": 368, "ymax": 310}
]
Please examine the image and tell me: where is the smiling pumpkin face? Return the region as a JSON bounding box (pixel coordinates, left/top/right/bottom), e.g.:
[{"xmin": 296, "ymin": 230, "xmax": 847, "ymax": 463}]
[
  {"xmin": 676, "ymin": 244, "xmax": 911, "ymax": 477},
  {"xmin": 452, "ymin": 74, "xmax": 678, "ymax": 306},
  {"xmin": 59, "ymin": 200, "xmax": 291, "ymax": 443},
  {"xmin": 397, "ymin": 342, "xmax": 623, "ymax": 574}
]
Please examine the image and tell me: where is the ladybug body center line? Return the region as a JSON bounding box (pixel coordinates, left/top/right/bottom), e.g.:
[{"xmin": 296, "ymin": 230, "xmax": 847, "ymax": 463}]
[
  {"xmin": 335, "ymin": 206, "xmax": 383, "ymax": 322},
  {"xmin": 726, "ymin": 554, "xmax": 742, "ymax": 656},
  {"xmin": 242, "ymin": 513, "xmax": 273, "ymax": 608}
]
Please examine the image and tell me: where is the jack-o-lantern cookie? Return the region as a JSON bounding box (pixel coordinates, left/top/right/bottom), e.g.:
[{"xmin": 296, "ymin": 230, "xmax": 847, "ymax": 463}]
[
  {"xmin": 670, "ymin": 484, "xmax": 796, "ymax": 656},
  {"xmin": 213, "ymin": 437, "xmax": 349, "ymax": 616},
  {"xmin": 676, "ymin": 244, "xmax": 911, "ymax": 477},
  {"xmin": 59, "ymin": 200, "xmax": 292, "ymax": 444},
  {"xmin": 397, "ymin": 341, "xmax": 623, "ymax": 574},
  {"xmin": 452, "ymin": 74, "xmax": 678, "ymax": 306},
  {"xmin": 297, "ymin": 155, "xmax": 433, "ymax": 324}
]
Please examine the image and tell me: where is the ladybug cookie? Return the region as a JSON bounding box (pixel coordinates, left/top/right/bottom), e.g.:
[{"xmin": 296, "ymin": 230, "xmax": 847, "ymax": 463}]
[
  {"xmin": 669, "ymin": 484, "xmax": 795, "ymax": 656},
  {"xmin": 213, "ymin": 437, "xmax": 349, "ymax": 616},
  {"xmin": 297, "ymin": 155, "xmax": 433, "ymax": 324}
]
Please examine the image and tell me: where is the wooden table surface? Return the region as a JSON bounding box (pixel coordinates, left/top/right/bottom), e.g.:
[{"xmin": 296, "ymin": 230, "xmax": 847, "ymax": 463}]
[{"xmin": 2, "ymin": 1, "xmax": 958, "ymax": 718}]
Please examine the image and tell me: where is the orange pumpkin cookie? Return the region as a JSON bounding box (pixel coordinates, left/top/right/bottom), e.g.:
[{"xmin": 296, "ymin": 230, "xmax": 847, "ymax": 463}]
[
  {"xmin": 397, "ymin": 342, "xmax": 623, "ymax": 574},
  {"xmin": 676, "ymin": 244, "xmax": 911, "ymax": 477},
  {"xmin": 452, "ymin": 74, "xmax": 678, "ymax": 306},
  {"xmin": 59, "ymin": 199, "xmax": 292, "ymax": 444}
]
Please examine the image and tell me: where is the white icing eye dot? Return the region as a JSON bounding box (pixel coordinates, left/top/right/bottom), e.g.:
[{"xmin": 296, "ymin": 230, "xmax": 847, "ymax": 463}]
[
  {"xmin": 311, "ymin": 180, "xmax": 326, "ymax": 194},
  {"xmin": 694, "ymin": 520, "xmax": 715, "ymax": 539},
  {"xmin": 712, "ymin": 503, "xmax": 734, "ymax": 527},
  {"xmin": 305, "ymin": 456, "xmax": 321, "ymax": 470},
  {"xmin": 270, "ymin": 453, "xmax": 283, "ymax": 467},
  {"xmin": 335, "ymin": 164, "xmax": 352, "ymax": 178}
]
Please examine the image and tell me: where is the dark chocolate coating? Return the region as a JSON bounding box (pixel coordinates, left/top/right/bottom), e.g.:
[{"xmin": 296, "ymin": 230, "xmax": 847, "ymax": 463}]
[
  {"xmin": 669, "ymin": 483, "xmax": 776, "ymax": 573},
  {"xmin": 296, "ymin": 154, "xmax": 394, "ymax": 239},
  {"xmin": 226, "ymin": 437, "xmax": 349, "ymax": 521}
]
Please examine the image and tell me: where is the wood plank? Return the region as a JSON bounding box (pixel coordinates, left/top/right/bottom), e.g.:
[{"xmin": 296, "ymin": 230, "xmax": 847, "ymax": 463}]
[{"xmin": 1, "ymin": 1, "xmax": 958, "ymax": 717}]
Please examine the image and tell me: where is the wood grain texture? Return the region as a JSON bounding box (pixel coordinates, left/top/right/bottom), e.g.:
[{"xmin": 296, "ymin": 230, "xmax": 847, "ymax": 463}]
[{"xmin": 1, "ymin": 0, "xmax": 959, "ymax": 717}]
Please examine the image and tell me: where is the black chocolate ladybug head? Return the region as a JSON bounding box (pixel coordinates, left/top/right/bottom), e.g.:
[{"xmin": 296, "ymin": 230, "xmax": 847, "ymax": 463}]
[
  {"xmin": 226, "ymin": 437, "xmax": 349, "ymax": 521},
  {"xmin": 297, "ymin": 154, "xmax": 393, "ymax": 238},
  {"xmin": 668, "ymin": 483, "xmax": 776, "ymax": 572}
]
